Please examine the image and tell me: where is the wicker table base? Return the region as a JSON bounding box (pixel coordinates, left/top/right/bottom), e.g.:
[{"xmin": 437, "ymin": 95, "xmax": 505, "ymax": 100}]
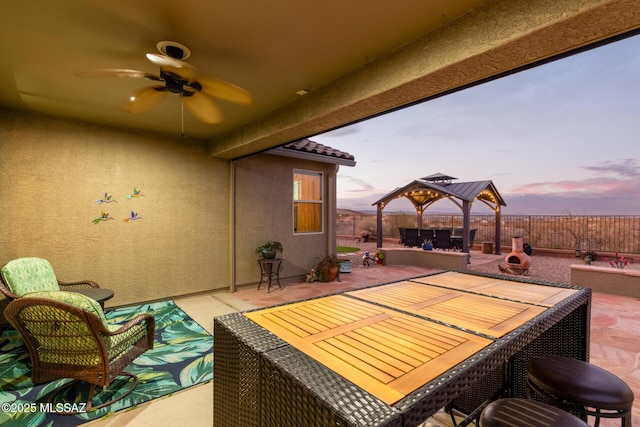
[{"xmin": 214, "ymin": 271, "xmax": 591, "ymax": 427}]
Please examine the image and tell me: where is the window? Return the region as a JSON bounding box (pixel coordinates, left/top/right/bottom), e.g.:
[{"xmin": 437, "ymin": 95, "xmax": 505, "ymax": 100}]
[{"xmin": 293, "ymin": 170, "xmax": 323, "ymax": 233}]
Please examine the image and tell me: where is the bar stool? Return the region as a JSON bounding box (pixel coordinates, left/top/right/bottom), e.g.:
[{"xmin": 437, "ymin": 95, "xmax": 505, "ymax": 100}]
[
  {"xmin": 527, "ymin": 355, "xmax": 634, "ymax": 427},
  {"xmin": 480, "ymin": 398, "xmax": 590, "ymax": 427}
]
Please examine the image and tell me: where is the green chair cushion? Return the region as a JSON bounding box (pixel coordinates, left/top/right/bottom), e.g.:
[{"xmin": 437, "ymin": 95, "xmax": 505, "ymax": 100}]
[
  {"xmin": 25, "ymin": 290, "xmax": 108, "ymax": 326},
  {"xmin": 1, "ymin": 257, "xmax": 60, "ymax": 296}
]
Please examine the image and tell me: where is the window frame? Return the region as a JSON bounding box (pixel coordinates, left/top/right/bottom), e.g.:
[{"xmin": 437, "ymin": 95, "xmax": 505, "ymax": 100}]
[{"xmin": 293, "ymin": 169, "xmax": 324, "ymax": 235}]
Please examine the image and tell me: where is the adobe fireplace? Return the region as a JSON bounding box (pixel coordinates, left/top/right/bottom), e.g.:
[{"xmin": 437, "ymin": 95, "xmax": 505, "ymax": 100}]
[{"xmin": 502, "ymin": 236, "xmax": 531, "ymax": 274}]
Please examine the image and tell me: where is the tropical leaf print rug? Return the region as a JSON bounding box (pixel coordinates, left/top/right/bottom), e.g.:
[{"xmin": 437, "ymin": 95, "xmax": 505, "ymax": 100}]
[{"xmin": 0, "ymin": 300, "xmax": 213, "ymax": 426}]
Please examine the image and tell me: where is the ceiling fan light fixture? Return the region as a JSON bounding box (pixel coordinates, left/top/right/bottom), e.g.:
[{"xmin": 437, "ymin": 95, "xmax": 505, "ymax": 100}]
[{"xmin": 157, "ymin": 41, "xmax": 191, "ymax": 60}]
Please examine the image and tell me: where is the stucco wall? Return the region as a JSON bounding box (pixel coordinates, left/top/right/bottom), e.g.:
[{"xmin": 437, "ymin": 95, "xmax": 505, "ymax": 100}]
[
  {"xmin": 0, "ymin": 109, "xmax": 230, "ymax": 306},
  {"xmin": 570, "ymin": 264, "xmax": 640, "ymax": 298},
  {"xmin": 382, "ymin": 248, "xmax": 468, "ymax": 271},
  {"xmin": 234, "ymin": 153, "xmax": 336, "ymax": 286}
]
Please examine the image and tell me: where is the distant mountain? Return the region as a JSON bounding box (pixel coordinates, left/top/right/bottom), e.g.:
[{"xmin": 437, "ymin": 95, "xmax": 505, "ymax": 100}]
[
  {"xmin": 337, "ymin": 208, "xmax": 370, "ymax": 216},
  {"xmin": 338, "ymin": 207, "xmax": 462, "ymax": 215}
]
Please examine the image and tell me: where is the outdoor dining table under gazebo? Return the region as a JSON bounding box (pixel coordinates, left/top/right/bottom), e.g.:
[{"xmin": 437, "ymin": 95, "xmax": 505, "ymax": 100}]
[{"xmin": 373, "ymin": 173, "xmax": 506, "ymax": 255}]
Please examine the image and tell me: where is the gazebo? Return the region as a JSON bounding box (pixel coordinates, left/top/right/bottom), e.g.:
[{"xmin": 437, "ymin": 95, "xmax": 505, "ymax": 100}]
[{"xmin": 373, "ymin": 173, "xmax": 506, "ymax": 254}]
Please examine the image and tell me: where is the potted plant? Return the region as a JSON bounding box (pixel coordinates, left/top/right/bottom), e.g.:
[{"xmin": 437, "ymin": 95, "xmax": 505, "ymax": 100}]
[
  {"xmin": 315, "ymin": 255, "xmax": 340, "ymax": 282},
  {"xmin": 608, "ymin": 252, "xmax": 629, "ymax": 269},
  {"xmin": 255, "ymin": 241, "xmax": 283, "ymax": 259},
  {"xmin": 422, "ymin": 239, "xmax": 433, "ymax": 250}
]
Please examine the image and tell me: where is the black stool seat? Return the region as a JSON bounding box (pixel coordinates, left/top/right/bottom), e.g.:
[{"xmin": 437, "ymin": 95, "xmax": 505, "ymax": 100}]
[
  {"xmin": 480, "ymin": 398, "xmax": 589, "ymax": 427},
  {"xmin": 528, "ymin": 355, "xmax": 634, "ymax": 426}
]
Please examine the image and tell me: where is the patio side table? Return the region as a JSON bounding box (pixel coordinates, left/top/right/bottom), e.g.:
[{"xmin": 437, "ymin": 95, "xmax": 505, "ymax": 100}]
[{"xmin": 72, "ymin": 288, "xmax": 114, "ymax": 308}]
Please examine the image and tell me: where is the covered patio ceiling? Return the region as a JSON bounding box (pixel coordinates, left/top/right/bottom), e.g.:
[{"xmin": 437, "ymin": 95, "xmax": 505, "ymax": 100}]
[
  {"xmin": 373, "ymin": 173, "xmax": 507, "ymax": 253},
  {"xmin": 1, "ymin": 1, "xmax": 639, "ymax": 159}
]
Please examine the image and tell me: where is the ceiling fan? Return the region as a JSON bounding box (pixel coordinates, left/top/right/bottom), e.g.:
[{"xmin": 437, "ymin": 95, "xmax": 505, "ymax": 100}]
[{"xmin": 77, "ymin": 41, "xmax": 253, "ymax": 124}]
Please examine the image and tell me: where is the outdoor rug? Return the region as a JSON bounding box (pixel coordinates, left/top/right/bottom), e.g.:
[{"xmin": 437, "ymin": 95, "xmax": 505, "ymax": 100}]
[{"xmin": 0, "ymin": 299, "xmax": 213, "ymax": 426}]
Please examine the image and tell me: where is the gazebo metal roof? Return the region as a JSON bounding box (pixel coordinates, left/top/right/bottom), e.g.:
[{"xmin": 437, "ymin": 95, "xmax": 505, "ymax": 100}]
[
  {"xmin": 373, "ymin": 173, "xmax": 507, "ymax": 255},
  {"xmin": 374, "ymin": 173, "xmax": 506, "ymax": 209}
]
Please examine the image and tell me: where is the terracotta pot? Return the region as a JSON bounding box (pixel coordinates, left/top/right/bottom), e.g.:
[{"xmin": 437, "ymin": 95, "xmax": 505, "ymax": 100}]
[{"xmin": 326, "ymin": 266, "xmax": 339, "ymax": 282}]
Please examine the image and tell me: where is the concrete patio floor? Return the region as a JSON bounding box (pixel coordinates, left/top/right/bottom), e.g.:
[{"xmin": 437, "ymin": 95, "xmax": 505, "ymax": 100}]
[{"xmin": 89, "ymin": 248, "xmax": 639, "ymax": 427}]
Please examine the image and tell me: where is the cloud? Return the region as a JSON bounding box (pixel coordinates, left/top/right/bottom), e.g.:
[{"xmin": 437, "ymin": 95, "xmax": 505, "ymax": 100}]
[
  {"xmin": 511, "ymin": 159, "xmax": 638, "ymax": 197},
  {"xmin": 512, "ymin": 178, "xmax": 629, "ymax": 195},
  {"xmin": 504, "ymin": 158, "xmax": 640, "ymax": 214},
  {"xmin": 582, "ymin": 158, "xmax": 639, "ymax": 178},
  {"xmin": 339, "ymin": 175, "xmax": 377, "ymax": 193}
]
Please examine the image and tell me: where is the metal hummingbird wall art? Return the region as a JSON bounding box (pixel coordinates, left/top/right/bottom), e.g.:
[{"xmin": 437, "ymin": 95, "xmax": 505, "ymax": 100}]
[
  {"xmin": 93, "ymin": 188, "xmax": 145, "ymax": 224},
  {"xmin": 123, "ymin": 210, "xmax": 142, "ymax": 223}
]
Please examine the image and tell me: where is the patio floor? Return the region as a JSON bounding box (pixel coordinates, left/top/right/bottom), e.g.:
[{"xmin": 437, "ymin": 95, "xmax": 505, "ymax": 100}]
[{"xmin": 89, "ymin": 247, "xmax": 639, "ymax": 427}]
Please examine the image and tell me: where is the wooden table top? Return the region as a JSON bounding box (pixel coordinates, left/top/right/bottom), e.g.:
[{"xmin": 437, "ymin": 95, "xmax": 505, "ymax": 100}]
[
  {"xmin": 347, "ymin": 281, "xmax": 546, "ymax": 338},
  {"xmin": 244, "ymin": 272, "xmax": 576, "ymax": 406},
  {"xmin": 245, "ymin": 294, "xmax": 491, "ymax": 405},
  {"xmin": 410, "ymin": 271, "xmax": 578, "ymax": 306}
]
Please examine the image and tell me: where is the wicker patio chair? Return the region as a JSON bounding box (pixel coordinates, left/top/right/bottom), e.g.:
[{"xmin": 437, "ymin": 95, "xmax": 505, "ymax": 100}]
[
  {"xmin": 420, "ymin": 229, "xmax": 435, "ymax": 243},
  {"xmin": 398, "ymin": 227, "xmax": 407, "ymax": 245},
  {"xmin": 452, "ymin": 228, "xmax": 478, "ymax": 251},
  {"xmin": 4, "ymin": 291, "xmax": 155, "ymax": 413},
  {"xmin": 404, "ymin": 228, "xmax": 420, "ymax": 247},
  {"xmin": 0, "ymin": 257, "xmax": 99, "ymax": 301},
  {"xmin": 434, "ymin": 229, "xmax": 452, "ymax": 250}
]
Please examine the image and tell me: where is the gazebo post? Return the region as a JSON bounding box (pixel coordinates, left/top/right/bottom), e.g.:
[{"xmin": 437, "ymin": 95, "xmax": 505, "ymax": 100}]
[
  {"xmin": 462, "ymin": 200, "xmax": 471, "ymax": 261},
  {"xmin": 495, "ymin": 207, "xmax": 502, "ymax": 254},
  {"xmin": 376, "ymin": 203, "xmax": 383, "ymax": 247}
]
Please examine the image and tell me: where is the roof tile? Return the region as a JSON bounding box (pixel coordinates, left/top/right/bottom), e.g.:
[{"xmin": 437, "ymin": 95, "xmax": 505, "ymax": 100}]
[{"xmin": 282, "ymin": 138, "xmax": 355, "ymax": 161}]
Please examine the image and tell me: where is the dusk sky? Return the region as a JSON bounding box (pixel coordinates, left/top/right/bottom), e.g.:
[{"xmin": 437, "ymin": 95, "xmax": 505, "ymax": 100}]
[{"xmin": 314, "ymin": 35, "xmax": 640, "ymax": 215}]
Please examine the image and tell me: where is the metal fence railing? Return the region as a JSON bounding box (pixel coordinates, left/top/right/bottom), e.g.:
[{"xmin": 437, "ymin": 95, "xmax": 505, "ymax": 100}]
[{"xmin": 338, "ymin": 214, "xmax": 640, "ymax": 254}]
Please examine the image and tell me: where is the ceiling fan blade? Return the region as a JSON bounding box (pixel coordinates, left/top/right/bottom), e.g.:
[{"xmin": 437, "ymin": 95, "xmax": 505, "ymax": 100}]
[
  {"xmin": 127, "ymin": 86, "xmax": 168, "ymax": 114},
  {"xmin": 76, "ymin": 68, "xmax": 162, "ymax": 81},
  {"xmin": 196, "ymin": 77, "xmax": 253, "ymax": 105},
  {"xmin": 183, "ymin": 92, "xmax": 223, "ymax": 124},
  {"xmin": 146, "ymin": 53, "xmax": 194, "ymax": 70}
]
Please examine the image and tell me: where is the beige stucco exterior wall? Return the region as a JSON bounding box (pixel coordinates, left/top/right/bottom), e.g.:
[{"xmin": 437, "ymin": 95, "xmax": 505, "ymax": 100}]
[
  {"xmin": 0, "ymin": 109, "xmax": 231, "ymax": 307},
  {"xmin": 233, "ymin": 153, "xmax": 337, "ymax": 287}
]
